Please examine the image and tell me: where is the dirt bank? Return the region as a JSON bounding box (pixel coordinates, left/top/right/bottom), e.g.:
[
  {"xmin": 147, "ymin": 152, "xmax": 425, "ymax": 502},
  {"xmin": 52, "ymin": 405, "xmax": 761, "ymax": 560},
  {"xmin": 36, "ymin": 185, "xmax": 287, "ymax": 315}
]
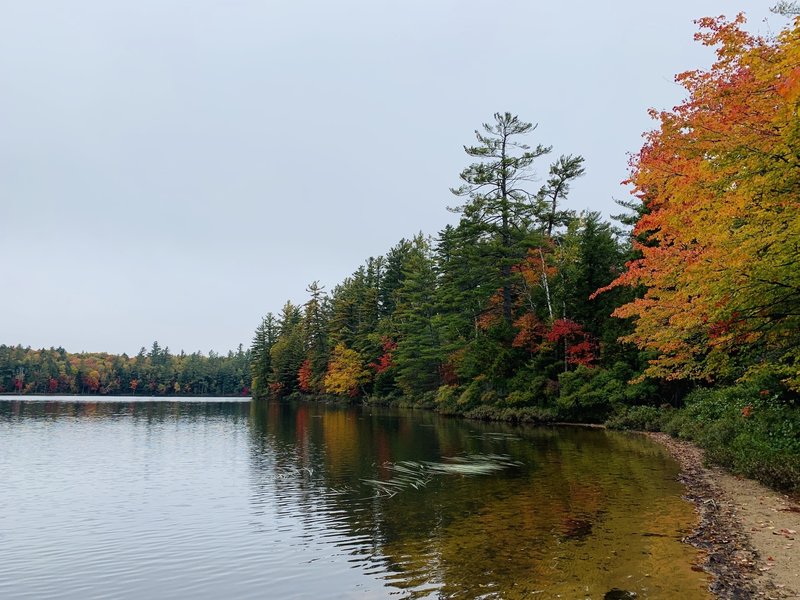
[{"xmin": 647, "ymin": 432, "xmax": 800, "ymax": 599}]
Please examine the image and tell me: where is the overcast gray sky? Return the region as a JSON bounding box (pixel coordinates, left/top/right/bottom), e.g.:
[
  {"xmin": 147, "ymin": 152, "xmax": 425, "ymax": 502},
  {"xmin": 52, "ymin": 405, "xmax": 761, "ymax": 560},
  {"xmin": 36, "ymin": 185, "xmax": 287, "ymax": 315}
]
[{"xmin": 0, "ymin": 1, "xmax": 783, "ymax": 355}]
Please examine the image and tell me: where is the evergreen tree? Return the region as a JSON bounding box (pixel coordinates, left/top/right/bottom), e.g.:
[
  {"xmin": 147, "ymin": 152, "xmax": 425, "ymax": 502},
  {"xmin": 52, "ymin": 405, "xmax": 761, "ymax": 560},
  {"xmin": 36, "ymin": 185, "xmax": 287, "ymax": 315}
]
[
  {"xmin": 534, "ymin": 154, "xmax": 585, "ymax": 236},
  {"xmin": 270, "ymin": 302, "xmax": 304, "ymax": 396},
  {"xmin": 301, "ymin": 282, "xmax": 330, "ymax": 392},
  {"xmin": 393, "ymin": 236, "xmax": 444, "ymax": 395},
  {"xmin": 378, "ymin": 238, "xmax": 414, "ymax": 317},
  {"xmin": 250, "ymin": 313, "xmax": 278, "ymax": 397},
  {"xmin": 450, "ymin": 112, "xmax": 551, "ymax": 325}
]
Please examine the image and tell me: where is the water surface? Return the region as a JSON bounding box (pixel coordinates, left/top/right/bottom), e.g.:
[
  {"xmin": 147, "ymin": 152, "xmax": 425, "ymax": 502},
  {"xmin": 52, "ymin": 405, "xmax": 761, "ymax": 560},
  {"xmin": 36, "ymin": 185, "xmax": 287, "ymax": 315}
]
[{"xmin": 0, "ymin": 397, "xmax": 710, "ymax": 599}]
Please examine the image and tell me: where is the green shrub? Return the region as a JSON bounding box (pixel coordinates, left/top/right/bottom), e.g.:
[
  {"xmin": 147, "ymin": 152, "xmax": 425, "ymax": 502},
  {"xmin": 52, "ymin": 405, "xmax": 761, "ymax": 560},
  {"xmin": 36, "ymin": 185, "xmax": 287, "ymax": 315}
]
[
  {"xmin": 480, "ymin": 389, "xmax": 501, "ymax": 406},
  {"xmin": 676, "ymin": 384, "xmax": 800, "ymax": 492},
  {"xmin": 602, "ymin": 383, "xmax": 799, "ymax": 491},
  {"xmin": 463, "ymin": 405, "xmax": 498, "ymax": 420},
  {"xmin": 457, "ymin": 378, "xmax": 487, "ymax": 409},
  {"xmin": 506, "ymin": 366, "xmax": 550, "ymax": 405},
  {"xmin": 556, "ymin": 366, "xmax": 618, "ymax": 422},
  {"xmin": 555, "ymin": 363, "xmax": 660, "ymax": 423},
  {"xmin": 605, "ymin": 405, "xmax": 667, "ymax": 431},
  {"xmin": 504, "ymin": 389, "xmax": 539, "ymax": 407},
  {"xmin": 435, "ymin": 385, "xmax": 460, "ymax": 409},
  {"xmin": 661, "ymin": 410, "xmax": 695, "ymax": 438},
  {"xmin": 505, "ymin": 406, "xmax": 558, "ymax": 423},
  {"xmin": 460, "ymin": 404, "xmax": 558, "ymax": 424},
  {"xmin": 417, "ymin": 390, "xmax": 438, "ymax": 409}
]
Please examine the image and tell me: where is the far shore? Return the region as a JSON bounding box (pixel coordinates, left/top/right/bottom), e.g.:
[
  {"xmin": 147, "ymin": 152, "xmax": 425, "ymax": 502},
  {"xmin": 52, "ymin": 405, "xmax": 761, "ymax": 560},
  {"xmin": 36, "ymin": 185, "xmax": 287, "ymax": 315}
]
[{"xmin": 0, "ymin": 393, "xmax": 250, "ymax": 398}]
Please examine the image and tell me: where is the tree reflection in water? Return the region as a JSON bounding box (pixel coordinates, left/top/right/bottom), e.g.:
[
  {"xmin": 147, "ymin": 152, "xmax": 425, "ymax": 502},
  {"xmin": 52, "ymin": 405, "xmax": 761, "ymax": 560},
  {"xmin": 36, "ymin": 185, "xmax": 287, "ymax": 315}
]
[{"xmin": 247, "ymin": 400, "xmax": 712, "ymax": 599}]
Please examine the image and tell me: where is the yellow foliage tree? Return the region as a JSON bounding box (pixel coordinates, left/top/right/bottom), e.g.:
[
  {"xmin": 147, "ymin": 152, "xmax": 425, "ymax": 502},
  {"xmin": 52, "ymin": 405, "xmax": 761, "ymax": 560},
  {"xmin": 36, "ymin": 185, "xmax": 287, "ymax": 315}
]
[{"xmin": 323, "ymin": 344, "xmax": 370, "ymax": 396}]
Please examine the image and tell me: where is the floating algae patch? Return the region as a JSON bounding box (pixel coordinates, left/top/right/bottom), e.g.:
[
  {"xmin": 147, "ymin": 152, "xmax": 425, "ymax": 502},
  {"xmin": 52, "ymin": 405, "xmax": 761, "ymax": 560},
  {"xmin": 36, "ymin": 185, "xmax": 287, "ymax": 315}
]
[{"xmin": 363, "ymin": 454, "xmax": 522, "ymax": 497}]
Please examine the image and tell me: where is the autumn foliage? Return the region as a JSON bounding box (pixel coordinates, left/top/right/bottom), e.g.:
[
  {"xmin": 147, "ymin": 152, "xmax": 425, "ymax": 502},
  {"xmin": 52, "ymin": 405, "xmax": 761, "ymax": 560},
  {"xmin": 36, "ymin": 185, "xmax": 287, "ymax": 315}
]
[
  {"xmin": 0, "ymin": 344, "xmax": 251, "ymax": 396},
  {"xmin": 596, "ymin": 15, "xmax": 800, "ymax": 390},
  {"xmin": 298, "ymin": 359, "xmax": 314, "ymax": 393},
  {"xmin": 369, "ymin": 338, "xmax": 397, "ymax": 374},
  {"xmin": 324, "ymin": 344, "xmax": 370, "ymax": 397},
  {"xmin": 546, "ymin": 319, "xmax": 596, "ymax": 367}
]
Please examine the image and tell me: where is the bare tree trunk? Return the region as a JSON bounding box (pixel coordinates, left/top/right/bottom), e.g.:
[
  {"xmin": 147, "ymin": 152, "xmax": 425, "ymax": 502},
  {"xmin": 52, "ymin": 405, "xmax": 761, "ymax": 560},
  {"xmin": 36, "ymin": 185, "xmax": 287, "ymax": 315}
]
[{"xmin": 538, "ymin": 248, "xmax": 553, "ymax": 321}]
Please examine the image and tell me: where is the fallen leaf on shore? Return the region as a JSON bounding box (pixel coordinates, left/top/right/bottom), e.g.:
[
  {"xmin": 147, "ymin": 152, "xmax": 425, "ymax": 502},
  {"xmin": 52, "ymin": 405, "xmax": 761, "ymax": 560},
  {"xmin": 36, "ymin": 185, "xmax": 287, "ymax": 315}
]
[{"xmin": 771, "ymin": 528, "xmax": 796, "ymax": 540}]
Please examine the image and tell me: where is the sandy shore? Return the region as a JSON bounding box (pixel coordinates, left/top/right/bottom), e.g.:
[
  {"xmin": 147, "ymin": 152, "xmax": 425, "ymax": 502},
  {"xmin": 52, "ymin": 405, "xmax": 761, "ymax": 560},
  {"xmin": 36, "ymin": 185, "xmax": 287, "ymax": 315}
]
[{"xmin": 647, "ymin": 432, "xmax": 800, "ymax": 599}]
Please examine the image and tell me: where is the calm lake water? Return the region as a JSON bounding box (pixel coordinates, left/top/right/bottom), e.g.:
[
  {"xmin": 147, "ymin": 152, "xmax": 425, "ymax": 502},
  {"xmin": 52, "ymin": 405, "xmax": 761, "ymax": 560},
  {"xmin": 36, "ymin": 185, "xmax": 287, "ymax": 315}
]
[{"xmin": 0, "ymin": 397, "xmax": 711, "ymax": 599}]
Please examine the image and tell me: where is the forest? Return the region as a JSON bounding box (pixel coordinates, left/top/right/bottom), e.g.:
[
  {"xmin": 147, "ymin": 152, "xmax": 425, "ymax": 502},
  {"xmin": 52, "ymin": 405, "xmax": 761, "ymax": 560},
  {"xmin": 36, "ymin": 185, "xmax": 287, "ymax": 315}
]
[
  {"xmin": 0, "ymin": 342, "xmax": 251, "ymax": 397},
  {"xmin": 248, "ymin": 16, "xmax": 800, "ymax": 491}
]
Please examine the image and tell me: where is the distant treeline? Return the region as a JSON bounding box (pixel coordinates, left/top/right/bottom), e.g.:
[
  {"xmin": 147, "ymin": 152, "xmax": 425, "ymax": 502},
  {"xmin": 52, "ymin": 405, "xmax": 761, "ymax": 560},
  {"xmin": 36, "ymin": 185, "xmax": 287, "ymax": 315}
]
[
  {"xmin": 249, "ymin": 16, "xmax": 800, "ymax": 491},
  {"xmin": 0, "ymin": 342, "xmax": 251, "ymax": 396}
]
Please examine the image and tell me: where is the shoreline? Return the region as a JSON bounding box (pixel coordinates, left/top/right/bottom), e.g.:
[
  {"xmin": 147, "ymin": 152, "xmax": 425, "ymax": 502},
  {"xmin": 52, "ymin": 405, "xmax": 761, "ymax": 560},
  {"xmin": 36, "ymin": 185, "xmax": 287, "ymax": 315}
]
[{"xmin": 646, "ymin": 432, "xmax": 799, "ymax": 599}]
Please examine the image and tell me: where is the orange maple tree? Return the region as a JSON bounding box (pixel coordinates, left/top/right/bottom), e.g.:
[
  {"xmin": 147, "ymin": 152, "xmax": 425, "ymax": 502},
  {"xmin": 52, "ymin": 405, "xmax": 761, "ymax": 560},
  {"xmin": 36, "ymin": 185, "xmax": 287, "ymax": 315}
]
[{"xmin": 595, "ymin": 15, "xmax": 800, "ymax": 389}]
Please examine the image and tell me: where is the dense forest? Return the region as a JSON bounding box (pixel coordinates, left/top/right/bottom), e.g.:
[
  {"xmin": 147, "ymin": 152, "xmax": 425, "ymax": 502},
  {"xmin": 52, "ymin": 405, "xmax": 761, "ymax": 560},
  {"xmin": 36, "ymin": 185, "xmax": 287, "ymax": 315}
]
[
  {"xmin": 249, "ymin": 16, "xmax": 800, "ymax": 490},
  {"xmin": 0, "ymin": 342, "xmax": 251, "ymax": 396}
]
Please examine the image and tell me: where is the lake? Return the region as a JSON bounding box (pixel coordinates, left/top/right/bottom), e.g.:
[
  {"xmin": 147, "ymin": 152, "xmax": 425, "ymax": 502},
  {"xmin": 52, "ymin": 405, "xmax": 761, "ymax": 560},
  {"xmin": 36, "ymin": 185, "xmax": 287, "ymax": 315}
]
[{"xmin": 0, "ymin": 397, "xmax": 711, "ymax": 599}]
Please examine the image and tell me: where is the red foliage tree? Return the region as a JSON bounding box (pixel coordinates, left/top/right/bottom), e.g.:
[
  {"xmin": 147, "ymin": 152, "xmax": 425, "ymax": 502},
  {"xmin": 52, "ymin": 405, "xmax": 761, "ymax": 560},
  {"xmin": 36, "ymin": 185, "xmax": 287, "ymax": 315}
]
[
  {"xmin": 369, "ymin": 337, "xmax": 397, "ymax": 374},
  {"xmin": 297, "ymin": 359, "xmax": 313, "ymax": 393},
  {"xmin": 546, "ymin": 319, "xmax": 597, "ymax": 368}
]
